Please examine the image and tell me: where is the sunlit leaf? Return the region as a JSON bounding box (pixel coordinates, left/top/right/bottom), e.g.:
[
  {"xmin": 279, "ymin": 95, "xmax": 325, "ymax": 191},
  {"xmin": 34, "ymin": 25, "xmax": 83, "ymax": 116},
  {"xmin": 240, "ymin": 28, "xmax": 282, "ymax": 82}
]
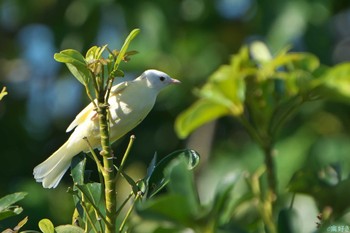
[
  {"xmin": 267, "ymin": 52, "xmax": 319, "ymax": 75},
  {"xmin": 55, "ymin": 225, "xmax": 85, "ymax": 233},
  {"xmin": 85, "ymin": 46, "xmax": 99, "ymax": 62},
  {"xmin": 0, "ymin": 87, "xmax": 8, "ymax": 101},
  {"xmin": 85, "ymin": 45, "xmax": 108, "ymax": 65},
  {"xmin": 54, "ymin": 49, "xmax": 92, "ymax": 86},
  {"xmin": 250, "ymin": 41, "xmax": 273, "ymax": 62},
  {"xmin": 54, "ymin": 49, "xmax": 86, "ymax": 65},
  {"xmin": 112, "ymin": 28, "xmax": 140, "ymax": 74},
  {"xmin": 39, "ymin": 219, "xmax": 55, "ymax": 233},
  {"xmin": 175, "ymin": 99, "xmax": 229, "ymax": 139},
  {"xmin": 14, "ymin": 216, "xmax": 28, "ymax": 231},
  {"xmin": 317, "ymin": 63, "xmax": 350, "ymax": 100},
  {"xmin": 200, "ymin": 65, "xmax": 245, "ymax": 114}
]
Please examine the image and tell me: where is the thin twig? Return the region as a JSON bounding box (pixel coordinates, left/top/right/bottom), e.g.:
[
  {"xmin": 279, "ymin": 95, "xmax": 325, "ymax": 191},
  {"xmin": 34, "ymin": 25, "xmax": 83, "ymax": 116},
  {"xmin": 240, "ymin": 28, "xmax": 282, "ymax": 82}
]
[
  {"xmin": 116, "ymin": 135, "xmax": 136, "ymax": 183},
  {"xmin": 74, "ymin": 185, "xmax": 109, "ymax": 226},
  {"xmin": 83, "ymin": 137, "xmax": 103, "ymax": 173},
  {"xmin": 119, "ymin": 192, "xmax": 142, "ymax": 233},
  {"xmin": 72, "ymin": 189, "xmax": 101, "ymax": 233}
]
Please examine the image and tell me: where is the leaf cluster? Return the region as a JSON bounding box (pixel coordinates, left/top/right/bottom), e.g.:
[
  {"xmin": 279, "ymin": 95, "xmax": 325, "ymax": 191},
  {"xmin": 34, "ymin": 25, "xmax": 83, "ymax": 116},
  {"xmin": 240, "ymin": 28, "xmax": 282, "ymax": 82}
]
[{"xmin": 176, "ymin": 41, "xmax": 350, "ymax": 146}]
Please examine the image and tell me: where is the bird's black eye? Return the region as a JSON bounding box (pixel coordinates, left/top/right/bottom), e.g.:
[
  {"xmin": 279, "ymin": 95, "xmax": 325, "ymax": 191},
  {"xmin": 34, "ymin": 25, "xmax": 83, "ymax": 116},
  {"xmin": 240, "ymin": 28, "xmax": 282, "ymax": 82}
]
[{"xmin": 159, "ymin": 76, "xmax": 165, "ymax": 81}]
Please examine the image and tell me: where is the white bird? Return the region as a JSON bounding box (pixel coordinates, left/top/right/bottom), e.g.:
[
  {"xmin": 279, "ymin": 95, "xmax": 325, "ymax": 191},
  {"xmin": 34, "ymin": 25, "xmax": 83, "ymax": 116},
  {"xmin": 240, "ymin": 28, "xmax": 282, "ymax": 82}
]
[{"xmin": 33, "ymin": 69, "xmax": 180, "ymax": 188}]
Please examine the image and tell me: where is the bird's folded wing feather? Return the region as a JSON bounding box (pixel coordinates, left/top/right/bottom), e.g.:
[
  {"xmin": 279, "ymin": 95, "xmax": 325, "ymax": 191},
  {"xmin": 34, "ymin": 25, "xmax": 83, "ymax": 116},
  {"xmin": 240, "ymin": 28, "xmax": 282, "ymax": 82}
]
[
  {"xmin": 66, "ymin": 101, "xmax": 96, "ymax": 132},
  {"xmin": 110, "ymin": 80, "xmax": 129, "ymax": 95},
  {"xmin": 65, "ymin": 81, "xmax": 130, "ymax": 132}
]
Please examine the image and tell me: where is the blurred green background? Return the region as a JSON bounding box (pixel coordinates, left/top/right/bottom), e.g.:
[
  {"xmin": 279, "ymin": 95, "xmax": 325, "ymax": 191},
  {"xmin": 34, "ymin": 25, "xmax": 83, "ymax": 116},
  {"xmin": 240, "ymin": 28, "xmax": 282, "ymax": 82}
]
[{"xmin": 1, "ymin": 0, "xmax": 350, "ymax": 231}]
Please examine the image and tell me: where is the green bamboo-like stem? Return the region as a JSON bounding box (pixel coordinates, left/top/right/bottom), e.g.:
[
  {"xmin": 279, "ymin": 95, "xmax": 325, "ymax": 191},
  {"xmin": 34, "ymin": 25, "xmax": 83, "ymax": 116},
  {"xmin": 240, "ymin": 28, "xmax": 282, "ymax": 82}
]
[{"xmin": 97, "ymin": 99, "xmax": 116, "ymax": 233}]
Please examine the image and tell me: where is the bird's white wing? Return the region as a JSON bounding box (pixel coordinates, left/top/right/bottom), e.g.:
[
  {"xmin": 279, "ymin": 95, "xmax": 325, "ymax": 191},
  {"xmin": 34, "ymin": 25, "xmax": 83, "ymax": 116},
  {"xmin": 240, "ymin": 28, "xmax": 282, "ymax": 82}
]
[
  {"xmin": 110, "ymin": 80, "xmax": 129, "ymax": 95},
  {"xmin": 66, "ymin": 81, "xmax": 130, "ymax": 132},
  {"xmin": 66, "ymin": 101, "xmax": 96, "ymax": 132}
]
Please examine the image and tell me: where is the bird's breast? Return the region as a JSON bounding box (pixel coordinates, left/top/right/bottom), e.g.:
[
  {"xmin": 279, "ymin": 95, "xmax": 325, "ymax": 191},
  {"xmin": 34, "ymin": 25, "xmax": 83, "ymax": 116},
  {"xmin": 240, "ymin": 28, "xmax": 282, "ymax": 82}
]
[{"xmin": 107, "ymin": 88, "xmax": 157, "ymax": 142}]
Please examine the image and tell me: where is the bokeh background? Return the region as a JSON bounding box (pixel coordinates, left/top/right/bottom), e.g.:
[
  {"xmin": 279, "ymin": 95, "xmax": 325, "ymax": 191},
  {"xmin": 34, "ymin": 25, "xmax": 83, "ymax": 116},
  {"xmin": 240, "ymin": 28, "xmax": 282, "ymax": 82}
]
[{"xmin": 1, "ymin": 0, "xmax": 350, "ymax": 231}]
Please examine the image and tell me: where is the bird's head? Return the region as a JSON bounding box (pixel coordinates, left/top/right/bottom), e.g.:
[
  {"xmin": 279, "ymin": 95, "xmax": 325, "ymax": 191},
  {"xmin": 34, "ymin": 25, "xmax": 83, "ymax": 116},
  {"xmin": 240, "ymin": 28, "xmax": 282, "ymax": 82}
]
[{"xmin": 141, "ymin": 69, "xmax": 181, "ymax": 91}]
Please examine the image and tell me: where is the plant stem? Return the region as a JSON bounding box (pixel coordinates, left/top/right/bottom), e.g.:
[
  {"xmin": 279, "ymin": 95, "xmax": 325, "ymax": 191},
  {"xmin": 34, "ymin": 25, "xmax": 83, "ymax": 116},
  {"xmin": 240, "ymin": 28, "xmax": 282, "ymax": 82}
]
[
  {"xmin": 239, "ymin": 115, "xmax": 277, "ymax": 198},
  {"xmin": 251, "ymin": 167, "xmax": 277, "ymax": 233},
  {"xmin": 119, "ymin": 192, "xmax": 141, "ymax": 233},
  {"xmin": 262, "ymin": 142, "xmax": 277, "ymax": 198},
  {"xmin": 97, "ymin": 99, "xmax": 116, "ymax": 233},
  {"xmin": 115, "ymin": 135, "xmax": 136, "ymax": 183}
]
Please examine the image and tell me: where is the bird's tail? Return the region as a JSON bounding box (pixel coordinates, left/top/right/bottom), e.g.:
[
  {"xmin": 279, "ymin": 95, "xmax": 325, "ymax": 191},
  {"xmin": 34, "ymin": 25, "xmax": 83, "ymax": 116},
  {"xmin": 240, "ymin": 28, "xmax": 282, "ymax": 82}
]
[{"xmin": 33, "ymin": 141, "xmax": 80, "ymax": 188}]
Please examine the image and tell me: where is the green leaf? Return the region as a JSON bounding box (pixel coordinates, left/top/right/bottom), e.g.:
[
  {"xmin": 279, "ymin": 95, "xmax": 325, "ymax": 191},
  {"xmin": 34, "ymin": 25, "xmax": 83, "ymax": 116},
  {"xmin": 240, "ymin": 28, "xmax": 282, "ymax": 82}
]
[
  {"xmin": 85, "ymin": 45, "xmax": 108, "ymax": 62},
  {"xmin": 250, "ymin": 41, "xmax": 273, "ymax": 63},
  {"xmin": 165, "ymin": 157, "xmax": 200, "ymax": 215},
  {"xmin": 137, "ymin": 195, "xmax": 194, "ymax": 226},
  {"xmin": 210, "ymin": 181, "xmax": 236, "ymax": 224},
  {"xmin": 317, "ymin": 63, "xmax": 350, "ymax": 100},
  {"xmin": 54, "ymin": 49, "xmax": 92, "ymax": 86},
  {"xmin": 55, "ymin": 225, "xmax": 85, "ymax": 233},
  {"xmin": 269, "ymin": 52, "xmax": 319, "ymax": 73},
  {"xmin": 112, "ymin": 28, "xmax": 140, "ymax": 74},
  {"xmin": 175, "ymin": 99, "xmax": 229, "ymax": 139},
  {"xmin": 0, "ymin": 86, "xmax": 8, "ymax": 101},
  {"xmin": 85, "ymin": 46, "xmax": 98, "ymax": 63},
  {"xmin": 199, "ymin": 65, "xmax": 245, "ymax": 114},
  {"xmin": 277, "ymin": 208, "xmax": 301, "ymax": 233},
  {"xmin": 0, "ymin": 208, "xmax": 23, "ymax": 221},
  {"xmin": 289, "ymin": 166, "xmax": 350, "ymax": 217},
  {"xmin": 71, "ymin": 182, "xmax": 105, "ymax": 231},
  {"xmin": 54, "ymin": 49, "xmax": 85, "ymax": 65},
  {"xmin": 145, "ymin": 149, "xmax": 200, "ymax": 198},
  {"xmin": 0, "ymin": 192, "xmax": 27, "ymax": 221},
  {"xmin": 38, "ymin": 219, "xmax": 55, "ymax": 233},
  {"xmin": 13, "ymin": 216, "xmax": 29, "ymax": 231},
  {"xmin": 71, "ymin": 154, "xmax": 87, "ymax": 186},
  {"xmin": 176, "ymin": 49, "xmax": 248, "ymax": 139},
  {"xmin": 0, "ymin": 192, "xmax": 27, "ymax": 212}
]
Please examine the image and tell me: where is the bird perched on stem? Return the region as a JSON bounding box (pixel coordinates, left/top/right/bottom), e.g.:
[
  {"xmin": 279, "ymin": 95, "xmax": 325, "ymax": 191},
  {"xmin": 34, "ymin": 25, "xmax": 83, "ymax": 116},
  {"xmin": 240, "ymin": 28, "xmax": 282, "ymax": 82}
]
[{"xmin": 33, "ymin": 69, "xmax": 180, "ymax": 188}]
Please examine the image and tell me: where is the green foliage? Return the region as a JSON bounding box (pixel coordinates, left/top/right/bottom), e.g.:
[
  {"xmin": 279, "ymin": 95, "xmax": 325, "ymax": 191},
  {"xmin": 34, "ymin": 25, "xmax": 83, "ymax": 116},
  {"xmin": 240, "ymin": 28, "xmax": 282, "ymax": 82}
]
[
  {"xmin": 0, "ymin": 192, "xmax": 27, "ymax": 221},
  {"xmin": 8, "ymin": 30, "xmax": 350, "ymax": 233},
  {"xmin": 176, "ymin": 41, "xmax": 350, "ymax": 142},
  {"xmin": 135, "ymin": 156, "xmax": 247, "ymax": 233},
  {"xmin": 144, "ymin": 149, "xmax": 200, "ymax": 198},
  {"xmin": 54, "ymin": 28, "xmax": 140, "ymax": 101},
  {"xmin": 0, "ymin": 87, "xmax": 7, "ymax": 101},
  {"xmin": 174, "ymin": 41, "xmax": 350, "ymax": 232},
  {"xmin": 175, "ymin": 42, "xmax": 324, "ymax": 140},
  {"xmin": 0, "ymin": 193, "xmax": 28, "ymax": 233},
  {"xmin": 38, "ymin": 219, "xmax": 84, "ymax": 233},
  {"xmin": 67, "ymin": 147, "xmax": 200, "ymax": 233},
  {"xmin": 1, "ymin": 216, "xmax": 28, "ymax": 233}
]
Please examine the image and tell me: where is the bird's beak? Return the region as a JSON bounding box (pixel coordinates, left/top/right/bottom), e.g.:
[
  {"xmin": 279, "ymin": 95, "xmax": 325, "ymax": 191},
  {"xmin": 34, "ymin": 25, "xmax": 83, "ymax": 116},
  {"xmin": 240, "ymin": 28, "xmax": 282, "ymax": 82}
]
[{"xmin": 170, "ymin": 78, "xmax": 181, "ymax": 84}]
